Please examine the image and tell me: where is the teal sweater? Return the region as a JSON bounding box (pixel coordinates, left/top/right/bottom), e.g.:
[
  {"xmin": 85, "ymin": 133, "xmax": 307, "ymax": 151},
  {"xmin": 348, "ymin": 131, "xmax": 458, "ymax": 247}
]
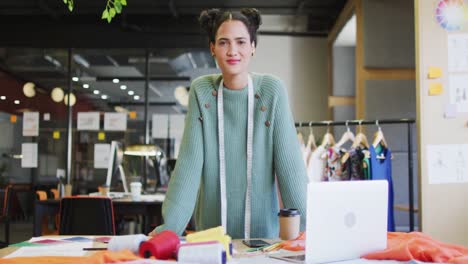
[{"xmin": 155, "ymin": 73, "xmax": 307, "ymax": 239}]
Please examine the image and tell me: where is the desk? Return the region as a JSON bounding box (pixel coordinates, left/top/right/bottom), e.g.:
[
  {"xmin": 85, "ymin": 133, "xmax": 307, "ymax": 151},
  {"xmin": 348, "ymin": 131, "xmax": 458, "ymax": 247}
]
[
  {"xmin": 34, "ymin": 198, "xmax": 163, "ymax": 236},
  {"xmin": 0, "ymin": 237, "xmax": 412, "ymax": 264}
]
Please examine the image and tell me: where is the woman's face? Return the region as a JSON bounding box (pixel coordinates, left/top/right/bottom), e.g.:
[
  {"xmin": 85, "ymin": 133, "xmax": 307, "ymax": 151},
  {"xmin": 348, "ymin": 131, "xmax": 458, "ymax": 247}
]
[{"xmin": 210, "ymin": 20, "xmax": 255, "ymax": 79}]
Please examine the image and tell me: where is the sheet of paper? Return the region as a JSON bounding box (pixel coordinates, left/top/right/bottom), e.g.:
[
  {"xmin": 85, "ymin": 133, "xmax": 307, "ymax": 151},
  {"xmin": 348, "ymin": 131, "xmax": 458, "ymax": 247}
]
[
  {"xmin": 98, "ymin": 132, "xmax": 106, "ymax": 140},
  {"xmin": 448, "ymin": 34, "xmax": 468, "ymax": 72},
  {"xmin": 169, "ymin": 114, "xmax": 185, "ymax": 158},
  {"xmin": 4, "ymin": 242, "xmax": 94, "ymax": 258},
  {"xmin": 77, "ymin": 112, "xmax": 100, "ymax": 130},
  {"xmin": 21, "ymin": 143, "xmax": 38, "ymax": 168},
  {"xmin": 426, "ymin": 144, "xmax": 468, "ymax": 184},
  {"xmin": 22, "ymin": 112, "xmax": 39, "ymax": 136},
  {"xmin": 152, "ymin": 114, "xmax": 169, "ymax": 138},
  {"xmin": 94, "ymin": 143, "xmax": 111, "ymax": 169},
  {"xmin": 444, "ymin": 104, "xmax": 458, "ymax": 118},
  {"xmin": 104, "ymin": 112, "xmax": 127, "ymax": 131},
  {"xmin": 448, "ymin": 74, "xmax": 468, "ymax": 112},
  {"xmin": 428, "ymin": 66, "xmax": 442, "ymax": 79},
  {"xmin": 428, "ymin": 82, "xmax": 443, "ymax": 96},
  {"xmin": 53, "ymin": 130, "xmax": 60, "ymax": 139}
]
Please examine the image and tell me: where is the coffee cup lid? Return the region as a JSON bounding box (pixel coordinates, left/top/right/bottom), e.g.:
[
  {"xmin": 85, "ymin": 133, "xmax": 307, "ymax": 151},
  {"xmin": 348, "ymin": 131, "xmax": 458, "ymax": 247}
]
[{"xmin": 278, "ymin": 208, "xmax": 300, "ymax": 217}]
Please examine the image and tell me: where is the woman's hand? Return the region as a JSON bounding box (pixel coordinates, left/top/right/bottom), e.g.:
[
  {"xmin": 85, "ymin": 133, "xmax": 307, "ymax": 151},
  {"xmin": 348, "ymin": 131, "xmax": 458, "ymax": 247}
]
[{"xmin": 147, "ymin": 229, "xmax": 157, "ymax": 237}]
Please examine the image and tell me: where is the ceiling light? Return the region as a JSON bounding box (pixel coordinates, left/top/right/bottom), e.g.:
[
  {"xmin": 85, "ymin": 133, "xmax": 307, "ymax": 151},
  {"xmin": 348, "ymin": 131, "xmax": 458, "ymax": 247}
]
[
  {"xmin": 101, "ymin": 95, "xmax": 108, "ymax": 100},
  {"xmin": 120, "ymin": 85, "xmax": 127, "ymax": 90},
  {"xmin": 72, "ymin": 54, "xmax": 90, "ymax": 68},
  {"xmin": 83, "ymin": 84, "xmax": 89, "ymax": 89},
  {"xmin": 128, "ymin": 90, "xmax": 134, "ymax": 95},
  {"xmin": 93, "ymin": 90, "xmax": 100, "ymax": 95},
  {"xmin": 51, "ymin": 87, "xmax": 64, "ymax": 102},
  {"xmin": 112, "ymin": 78, "xmax": 120, "ymax": 83},
  {"xmin": 14, "ymin": 100, "xmax": 20, "ymax": 105},
  {"xmin": 72, "ymin": 77, "xmax": 79, "ymax": 82},
  {"xmin": 64, "ymin": 93, "xmax": 76, "ymax": 106},
  {"xmin": 44, "ymin": 54, "xmax": 62, "ymax": 68},
  {"xmin": 23, "ymin": 82, "xmax": 36, "ymax": 98},
  {"xmin": 0, "ymin": 96, "xmax": 6, "ymax": 100},
  {"xmin": 134, "ymin": 95, "xmax": 140, "ymax": 100}
]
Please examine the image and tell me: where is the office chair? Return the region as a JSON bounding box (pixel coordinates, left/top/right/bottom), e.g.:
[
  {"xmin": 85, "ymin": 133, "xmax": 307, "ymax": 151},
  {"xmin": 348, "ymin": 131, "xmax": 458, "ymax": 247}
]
[
  {"xmin": 0, "ymin": 185, "xmax": 11, "ymax": 248},
  {"xmin": 36, "ymin": 190, "xmax": 59, "ymax": 235},
  {"xmin": 59, "ymin": 197, "xmax": 116, "ymax": 235}
]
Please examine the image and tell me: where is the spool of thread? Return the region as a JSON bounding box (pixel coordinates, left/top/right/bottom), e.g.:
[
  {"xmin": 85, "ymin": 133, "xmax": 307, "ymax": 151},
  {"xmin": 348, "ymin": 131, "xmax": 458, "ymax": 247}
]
[
  {"xmin": 108, "ymin": 234, "xmax": 147, "ymax": 254},
  {"xmin": 139, "ymin": 230, "xmax": 180, "ymax": 259},
  {"xmin": 186, "ymin": 226, "xmax": 225, "ymax": 242},
  {"xmin": 178, "ymin": 241, "xmax": 226, "ymax": 264}
]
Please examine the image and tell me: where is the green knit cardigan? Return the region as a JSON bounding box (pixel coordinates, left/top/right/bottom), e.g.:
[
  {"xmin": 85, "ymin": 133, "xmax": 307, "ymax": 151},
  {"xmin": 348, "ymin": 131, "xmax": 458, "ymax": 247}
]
[{"xmin": 155, "ymin": 73, "xmax": 307, "ymax": 239}]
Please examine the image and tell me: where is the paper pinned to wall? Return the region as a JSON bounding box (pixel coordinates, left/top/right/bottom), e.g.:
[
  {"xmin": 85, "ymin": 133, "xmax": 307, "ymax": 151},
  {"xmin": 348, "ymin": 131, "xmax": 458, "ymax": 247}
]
[
  {"xmin": 448, "ymin": 75, "xmax": 468, "ymax": 112},
  {"xmin": 94, "ymin": 143, "xmax": 111, "ymax": 169},
  {"xmin": 426, "ymin": 144, "xmax": 468, "ymax": 184},
  {"xmin": 448, "ymin": 34, "xmax": 468, "ymax": 72},
  {"xmin": 428, "ymin": 82, "xmax": 443, "ymax": 95},
  {"xmin": 104, "ymin": 112, "xmax": 127, "ymax": 131},
  {"xmin": 169, "ymin": 114, "xmax": 185, "ymax": 158},
  {"xmin": 428, "ymin": 66, "xmax": 442, "ymax": 79},
  {"xmin": 23, "ymin": 112, "xmax": 39, "ymax": 136},
  {"xmin": 77, "ymin": 112, "xmax": 100, "ymax": 130},
  {"xmin": 152, "ymin": 114, "xmax": 169, "ymax": 138},
  {"xmin": 21, "ymin": 143, "xmax": 38, "ymax": 168}
]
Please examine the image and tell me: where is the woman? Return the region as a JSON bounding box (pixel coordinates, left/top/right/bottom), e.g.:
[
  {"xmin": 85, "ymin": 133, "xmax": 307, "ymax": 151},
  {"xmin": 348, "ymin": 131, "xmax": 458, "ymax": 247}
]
[{"xmin": 150, "ymin": 8, "xmax": 307, "ymax": 239}]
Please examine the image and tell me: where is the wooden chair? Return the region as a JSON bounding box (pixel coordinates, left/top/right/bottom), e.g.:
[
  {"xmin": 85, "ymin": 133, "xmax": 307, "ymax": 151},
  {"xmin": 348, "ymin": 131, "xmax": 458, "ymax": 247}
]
[
  {"xmin": 0, "ymin": 186, "xmax": 12, "ymax": 248},
  {"xmin": 59, "ymin": 197, "xmax": 115, "ymax": 235}
]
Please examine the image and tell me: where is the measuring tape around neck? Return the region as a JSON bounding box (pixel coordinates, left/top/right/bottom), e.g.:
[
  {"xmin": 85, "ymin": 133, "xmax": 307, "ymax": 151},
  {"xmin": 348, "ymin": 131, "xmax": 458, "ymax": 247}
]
[{"xmin": 217, "ymin": 75, "xmax": 254, "ymax": 239}]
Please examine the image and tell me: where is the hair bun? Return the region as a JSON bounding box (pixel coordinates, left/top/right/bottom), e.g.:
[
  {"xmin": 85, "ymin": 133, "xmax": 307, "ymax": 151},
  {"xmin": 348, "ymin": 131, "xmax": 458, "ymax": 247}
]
[
  {"xmin": 199, "ymin": 9, "xmax": 220, "ymax": 33},
  {"xmin": 241, "ymin": 8, "xmax": 262, "ymax": 30}
]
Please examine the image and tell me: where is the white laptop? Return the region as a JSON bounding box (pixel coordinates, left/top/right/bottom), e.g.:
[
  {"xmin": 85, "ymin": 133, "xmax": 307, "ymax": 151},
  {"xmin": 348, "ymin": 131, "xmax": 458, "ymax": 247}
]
[{"xmin": 303, "ymin": 180, "xmax": 388, "ymax": 263}]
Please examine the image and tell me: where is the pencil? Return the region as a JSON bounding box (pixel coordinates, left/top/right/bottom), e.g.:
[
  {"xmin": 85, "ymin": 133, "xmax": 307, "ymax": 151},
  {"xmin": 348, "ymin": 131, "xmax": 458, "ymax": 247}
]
[{"xmin": 83, "ymin": 247, "xmax": 107, "ymax": 251}]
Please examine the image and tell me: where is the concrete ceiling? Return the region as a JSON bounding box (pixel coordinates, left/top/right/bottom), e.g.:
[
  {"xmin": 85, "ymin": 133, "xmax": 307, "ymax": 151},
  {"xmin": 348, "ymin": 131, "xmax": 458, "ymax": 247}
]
[{"xmin": 0, "ymin": 0, "xmax": 346, "ymax": 118}]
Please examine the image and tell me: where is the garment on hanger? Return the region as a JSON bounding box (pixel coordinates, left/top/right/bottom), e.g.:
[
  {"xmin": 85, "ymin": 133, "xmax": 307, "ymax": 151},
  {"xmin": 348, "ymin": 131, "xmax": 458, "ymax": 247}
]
[
  {"xmin": 307, "ymin": 145, "xmax": 327, "ymax": 182},
  {"xmin": 326, "ymin": 147, "xmax": 350, "ymax": 181},
  {"xmin": 304, "ymin": 132, "xmax": 317, "ymax": 165},
  {"xmin": 348, "ymin": 146, "xmax": 367, "ymax": 181},
  {"xmin": 370, "ymin": 143, "xmax": 395, "ymax": 232},
  {"xmin": 297, "ymin": 132, "xmax": 307, "ymax": 165}
]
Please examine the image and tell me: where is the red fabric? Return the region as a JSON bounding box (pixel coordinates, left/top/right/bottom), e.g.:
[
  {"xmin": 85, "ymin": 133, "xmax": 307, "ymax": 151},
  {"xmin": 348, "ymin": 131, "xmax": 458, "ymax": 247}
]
[
  {"xmin": 363, "ymin": 232, "xmax": 468, "ymax": 263},
  {"xmin": 1, "ymin": 250, "xmax": 141, "ymax": 264},
  {"xmin": 281, "ymin": 232, "xmax": 306, "ymax": 251}
]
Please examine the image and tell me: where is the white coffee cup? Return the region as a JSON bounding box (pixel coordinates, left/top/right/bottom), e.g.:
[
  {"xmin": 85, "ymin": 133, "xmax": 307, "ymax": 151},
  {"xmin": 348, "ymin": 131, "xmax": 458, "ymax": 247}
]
[{"xmin": 130, "ymin": 182, "xmax": 142, "ymax": 201}]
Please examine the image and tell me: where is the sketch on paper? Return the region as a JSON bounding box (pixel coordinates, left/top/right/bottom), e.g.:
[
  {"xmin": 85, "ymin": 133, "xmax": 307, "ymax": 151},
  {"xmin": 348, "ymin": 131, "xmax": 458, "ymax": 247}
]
[{"xmin": 427, "ymin": 144, "xmax": 468, "ymax": 184}]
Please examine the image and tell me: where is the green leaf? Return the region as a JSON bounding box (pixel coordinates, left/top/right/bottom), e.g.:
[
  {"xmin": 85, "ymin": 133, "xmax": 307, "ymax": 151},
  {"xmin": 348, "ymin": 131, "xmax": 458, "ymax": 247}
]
[
  {"xmin": 121, "ymin": 0, "xmax": 127, "ymax": 6},
  {"xmin": 63, "ymin": 0, "xmax": 67, "ymax": 4},
  {"xmin": 109, "ymin": 8, "xmax": 116, "ymax": 18},
  {"xmin": 68, "ymin": 2, "xmax": 73, "ymax": 12},
  {"xmin": 107, "ymin": 15, "xmax": 112, "ymax": 23},
  {"xmin": 101, "ymin": 9, "xmax": 109, "ymax": 19},
  {"xmin": 115, "ymin": 2, "xmax": 122, "ymax": 14}
]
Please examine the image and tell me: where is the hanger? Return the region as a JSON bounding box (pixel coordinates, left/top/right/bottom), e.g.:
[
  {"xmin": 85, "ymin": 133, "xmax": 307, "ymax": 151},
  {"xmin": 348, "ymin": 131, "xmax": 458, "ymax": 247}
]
[
  {"xmin": 320, "ymin": 121, "xmax": 335, "ymax": 148},
  {"xmin": 335, "ymin": 120, "xmax": 355, "ymax": 148},
  {"xmin": 351, "ymin": 120, "xmax": 370, "ymax": 149},
  {"xmin": 372, "ymin": 120, "xmax": 388, "ymax": 149},
  {"xmin": 306, "ymin": 121, "xmax": 317, "ymax": 152}
]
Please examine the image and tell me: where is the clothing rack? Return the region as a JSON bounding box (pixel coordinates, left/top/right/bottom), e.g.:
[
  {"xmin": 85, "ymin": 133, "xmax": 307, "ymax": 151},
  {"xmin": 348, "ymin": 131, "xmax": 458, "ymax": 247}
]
[{"xmin": 294, "ymin": 118, "xmax": 416, "ymax": 231}]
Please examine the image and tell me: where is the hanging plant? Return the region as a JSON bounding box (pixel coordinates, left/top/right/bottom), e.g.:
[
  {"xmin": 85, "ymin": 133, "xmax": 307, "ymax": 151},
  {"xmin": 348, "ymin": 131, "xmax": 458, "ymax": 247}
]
[{"xmin": 62, "ymin": 0, "xmax": 127, "ymax": 23}]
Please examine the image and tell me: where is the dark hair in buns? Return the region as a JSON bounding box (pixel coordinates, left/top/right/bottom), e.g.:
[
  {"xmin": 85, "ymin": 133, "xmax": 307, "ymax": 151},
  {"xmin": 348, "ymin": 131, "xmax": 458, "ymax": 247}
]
[{"xmin": 199, "ymin": 8, "xmax": 262, "ymax": 46}]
